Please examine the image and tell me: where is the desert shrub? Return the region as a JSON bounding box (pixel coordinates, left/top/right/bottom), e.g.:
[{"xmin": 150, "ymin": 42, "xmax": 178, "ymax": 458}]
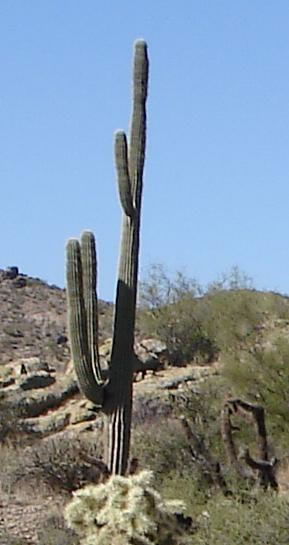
[
  {"xmin": 0, "ymin": 397, "xmax": 24, "ymax": 445},
  {"xmin": 152, "ymin": 298, "xmax": 217, "ymax": 365},
  {"xmin": 18, "ymin": 435, "xmax": 105, "ymax": 493},
  {"xmin": 190, "ymin": 490, "xmax": 289, "ymax": 545},
  {"xmin": 132, "ymin": 395, "xmax": 172, "ymax": 426},
  {"xmin": 0, "ymin": 532, "xmax": 28, "ymax": 545},
  {"xmin": 132, "ymin": 375, "xmax": 289, "ymax": 508},
  {"xmin": 138, "ymin": 264, "xmax": 271, "ymax": 363},
  {"xmin": 37, "ymin": 526, "xmax": 79, "ymax": 545},
  {"xmin": 200, "ymin": 289, "xmax": 262, "ymax": 352},
  {"xmin": 159, "ymin": 470, "xmax": 213, "ymax": 517},
  {"xmin": 0, "ymin": 444, "xmax": 29, "ymax": 496},
  {"xmin": 132, "ymin": 381, "xmax": 228, "ymax": 504},
  {"xmin": 159, "ymin": 467, "xmax": 256, "ymax": 522},
  {"xmin": 171, "ymin": 380, "xmax": 228, "ymax": 459},
  {"xmin": 140, "ymin": 264, "xmax": 202, "ymax": 309},
  {"xmin": 206, "ymin": 265, "xmax": 254, "ymax": 292},
  {"xmin": 197, "ymin": 266, "xmax": 263, "ymax": 354},
  {"xmin": 0, "ymin": 399, "xmax": 41, "ymax": 495},
  {"xmin": 139, "ymin": 265, "xmax": 217, "ymax": 364},
  {"xmin": 37, "ymin": 508, "xmax": 79, "ymax": 545},
  {"xmin": 65, "ymin": 470, "xmax": 191, "ymax": 545},
  {"xmin": 132, "ymin": 417, "xmax": 195, "ymax": 483},
  {"xmin": 223, "ymin": 337, "xmax": 289, "ymax": 448},
  {"xmin": 132, "ymin": 397, "xmax": 289, "ymax": 542},
  {"xmin": 199, "ymin": 268, "xmax": 289, "ymax": 355},
  {"xmin": 131, "ymin": 387, "xmax": 289, "ymax": 545}
]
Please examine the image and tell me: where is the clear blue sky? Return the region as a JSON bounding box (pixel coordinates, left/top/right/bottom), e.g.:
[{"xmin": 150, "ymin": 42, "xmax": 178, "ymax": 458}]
[{"xmin": 1, "ymin": 1, "xmax": 289, "ymax": 300}]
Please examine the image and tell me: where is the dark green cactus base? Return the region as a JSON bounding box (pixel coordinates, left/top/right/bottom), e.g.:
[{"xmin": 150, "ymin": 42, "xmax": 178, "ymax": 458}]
[{"xmin": 104, "ymin": 388, "xmax": 133, "ymax": 475}]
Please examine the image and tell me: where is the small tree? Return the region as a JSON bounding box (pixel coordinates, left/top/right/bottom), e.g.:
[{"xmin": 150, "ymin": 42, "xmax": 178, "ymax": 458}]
[
  {"xmin": 139, "ymin": 264, "xmax": 217, "ymax": 364},
  {"xmin": 223, "ymin": 337, "xmax": 289, "ymax": 445}
]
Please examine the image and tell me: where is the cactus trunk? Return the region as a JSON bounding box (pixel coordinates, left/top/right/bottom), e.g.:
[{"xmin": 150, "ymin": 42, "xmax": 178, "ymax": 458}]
[{"xmin": 66, "ymin": 40, "xmax": 149, "ymax": 475}]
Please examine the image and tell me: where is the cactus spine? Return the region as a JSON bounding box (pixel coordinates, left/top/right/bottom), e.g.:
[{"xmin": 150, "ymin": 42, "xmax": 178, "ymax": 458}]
[{"xmin": 66, "ymin": 40, "xmax": 149, "ymax": 475}]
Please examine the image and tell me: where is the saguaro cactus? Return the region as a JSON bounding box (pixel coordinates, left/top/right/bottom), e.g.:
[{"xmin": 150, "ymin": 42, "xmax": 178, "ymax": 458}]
[{"xmin": 66, "ymin": 40, "xmax": 149, "ymax": 475}]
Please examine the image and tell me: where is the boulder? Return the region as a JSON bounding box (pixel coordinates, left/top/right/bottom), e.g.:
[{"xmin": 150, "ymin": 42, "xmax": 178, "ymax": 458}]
[
  {"xmin": 134, "ymin": 338, "xmax": 169, "ymax": 379},
  {"xmin": 20, "ymin": 412, "xmax": 70, "ymax": 436},
  {"xmin": 56, "ymin": 334, "xmax": 68, "ymax": 345},
  {"xmin": 19, "ymin": 372, "xmax": 56, "ymax": 391},
  {"xmin": 137, "ymin": 338, "xmax": 167, "ymax": 355},
  {"xmin": 1, "ymin": 376, "xmax": 79, "ymax": 418},
  {"xmin": 18, "ymin": 357, "xmax": 51, "ymax": 375},
  {"xmin": 3, "ymin": 266, "xmax": 19, "ymax": 279},
  {"xmin": 12, "ymin": 276, "xmax": 27, "ymax": 288}
]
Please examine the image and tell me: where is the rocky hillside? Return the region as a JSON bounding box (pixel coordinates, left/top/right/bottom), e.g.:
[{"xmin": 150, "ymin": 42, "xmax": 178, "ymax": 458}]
[
  {"xmin": 1, "ymin": 265, "xmax": 289, "ymax": 444},
  {"xmin": 0, "ymin": 266, "xmax": 113, "ymax": 366},
  {"xmin": 1, "ymin": 267, "xmax": 289, "ymax": 543},
  {"xmin": 0, "ymin": 267, "xmax": 218, "ymax": 444}
]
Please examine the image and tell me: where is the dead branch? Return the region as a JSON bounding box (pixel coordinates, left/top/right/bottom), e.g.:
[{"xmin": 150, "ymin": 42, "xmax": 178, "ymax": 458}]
[
  {"xmin": 221, "ymin": 398, "xmax": 279, "ymax": 489},
  {"xmin": 226, "ymin": 398, "xmax": 269, "ymax": 461},
  {"xmin": 220, "ymin": 404, "xmax": 253, "ymax": 479},
  {"xmin": 238, "ymin": 447, "xmax": 278, "ymax": 489},
  {"xmin": 127, "ymin": 457, "xmax": 139, "ymax": 475},
  {"xmin": 180, "ymin": 415, "xmax": 230, "ymax": 494},
  {"xmin": 78, "ymin": 452, "xmax": 111, "ymax": 482}
]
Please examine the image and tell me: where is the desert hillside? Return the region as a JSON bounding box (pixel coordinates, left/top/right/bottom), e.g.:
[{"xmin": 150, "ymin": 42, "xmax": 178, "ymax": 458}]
[{"xmin": 1, "ymin": 266, "xmax": 289, "ymax": 543}]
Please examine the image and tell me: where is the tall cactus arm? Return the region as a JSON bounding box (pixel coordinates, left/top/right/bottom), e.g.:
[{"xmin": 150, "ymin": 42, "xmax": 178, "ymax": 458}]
[
  {"xmin": 66, "ymin": 236, "xmax": 104, "ymax": 407},
  {"xmin": 112, "ymin": 40, "xmax": 149, "ymax": 344},
  {"xmin": 80, "ymin": 231, "xmax": 102, "ymax": 384},
  {"xmin": 115, "ymin": 131, "xmax": 134, "ymax": 218},
  {"xmin": 104, "ymin": 40, "xmax": 149, "ymax": 475},
  {"xmin": 129, "ymin": 39, "xmax": 148, "ymax": 208}
]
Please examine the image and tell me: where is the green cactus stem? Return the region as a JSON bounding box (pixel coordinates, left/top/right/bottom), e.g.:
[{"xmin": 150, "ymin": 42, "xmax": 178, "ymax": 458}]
[{"xmin": 66, "ymin": 40, "xmax": 149, "ymax": 475}]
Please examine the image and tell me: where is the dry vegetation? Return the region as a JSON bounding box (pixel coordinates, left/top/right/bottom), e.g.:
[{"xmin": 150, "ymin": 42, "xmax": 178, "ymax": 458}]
[{"xmin": 1, "ymin": 266, "xmax": 289, "ymax": 543}]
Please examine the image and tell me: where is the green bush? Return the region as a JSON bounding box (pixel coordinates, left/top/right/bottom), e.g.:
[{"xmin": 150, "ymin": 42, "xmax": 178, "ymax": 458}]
[
  {"xmin": 64, "ymin": 470, "xmax": 190, "ymax": 545},
  {"xmin": 132, "ymin": 381, "xmax": 229, "ymax": 505},
  {"xmin": 200, "ymin": 288, "xmax": 262, "ymax": 353},
  {"xmin": 25, "ymin": 435, "xmax": 104, "ymax": 492},
  {"xmin": 223, "ymin": 337, "xmax": 289, "ymax": 448},
  {"xmin": 138, "ymin": 264, "xmax": 276, "ymax": 363},
  {"xmin": 132, "ymin": 417, "xmax": 195, "ymax": 484},
  {"xmin": 139, "ymin": 264, "xmax": 218, "ymax": 364},
  {"xmin": 37, "ymin": 508, "xmax": 79, "ymax": 545},
  {"xmin": 171, "ymin": 380, "xmax": 227, "ymax": 460},
  {"xmin": 0, "ymin": 532, "xmax": 28, "ymax": 545},
  {"xmin": 190, "ymin": 490, "xmax": 289, "ymax": 545}
]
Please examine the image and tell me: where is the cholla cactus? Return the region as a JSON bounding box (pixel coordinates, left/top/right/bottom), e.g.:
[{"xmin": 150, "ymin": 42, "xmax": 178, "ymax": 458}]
[{"xmin": 64, "ymin": 470, "xmax": 188, "ymax": 545}]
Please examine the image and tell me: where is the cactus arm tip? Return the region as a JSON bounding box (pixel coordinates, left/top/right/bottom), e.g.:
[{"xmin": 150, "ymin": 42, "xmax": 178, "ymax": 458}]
[
  {"xmin": 66, "ymin": 231, "xmax": 104, "ymax": 406},
  {"xmin": 134, "ymin": 38, "xmax": 147, "ymax": 48},
  {"xmin": 115, "ymin": 130, "xmax": 134, "ymax": 218}
]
